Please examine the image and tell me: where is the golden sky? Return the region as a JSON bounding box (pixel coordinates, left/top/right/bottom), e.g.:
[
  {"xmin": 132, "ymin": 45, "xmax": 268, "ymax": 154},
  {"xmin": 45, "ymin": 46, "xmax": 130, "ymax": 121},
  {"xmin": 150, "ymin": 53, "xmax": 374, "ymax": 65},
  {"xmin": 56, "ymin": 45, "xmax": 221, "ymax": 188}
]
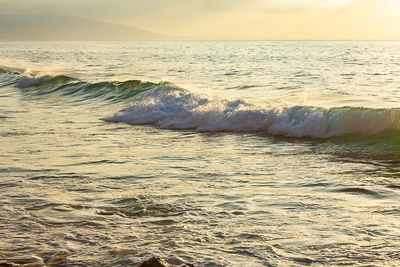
[{"xmin": 0, "ymin": 0, "xmax": 399, "ymax": 40}]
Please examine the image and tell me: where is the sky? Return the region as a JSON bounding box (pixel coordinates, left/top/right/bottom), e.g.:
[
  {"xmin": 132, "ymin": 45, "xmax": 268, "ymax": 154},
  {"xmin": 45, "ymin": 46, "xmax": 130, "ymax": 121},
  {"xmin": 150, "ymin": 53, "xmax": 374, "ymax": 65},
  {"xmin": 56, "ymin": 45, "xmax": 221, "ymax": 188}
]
[{"xmin": 0, "ymin": 0, "xmax": 399, "ymax": 40}]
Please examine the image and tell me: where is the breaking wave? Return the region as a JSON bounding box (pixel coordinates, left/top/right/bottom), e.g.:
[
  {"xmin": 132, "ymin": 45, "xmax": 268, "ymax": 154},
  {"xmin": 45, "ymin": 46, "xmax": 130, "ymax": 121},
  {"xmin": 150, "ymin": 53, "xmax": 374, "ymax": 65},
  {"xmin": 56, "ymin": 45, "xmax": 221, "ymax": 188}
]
[
  {"xmin": 2, "ymin": 67, "xmax": 400, "ymax": 139},
  {"xmin": 103, "ymin": 86, "xmax": 400, "ymax": 138}
]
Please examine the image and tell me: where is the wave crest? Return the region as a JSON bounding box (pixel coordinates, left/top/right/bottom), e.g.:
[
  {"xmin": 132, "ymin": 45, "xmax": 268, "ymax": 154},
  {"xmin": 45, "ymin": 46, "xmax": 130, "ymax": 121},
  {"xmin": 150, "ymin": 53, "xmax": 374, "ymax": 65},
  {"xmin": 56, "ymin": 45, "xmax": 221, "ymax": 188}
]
[
  {"xmin": 17, "ymin": 75, "xmax": 74, "ymax": 88},
  {"xmin": 2, "ymin": 69, "xmax": 163, "ymax": 103},
  {"xmin": 104, "ymin": 86, "xmax": 400, "ymax": 139}
]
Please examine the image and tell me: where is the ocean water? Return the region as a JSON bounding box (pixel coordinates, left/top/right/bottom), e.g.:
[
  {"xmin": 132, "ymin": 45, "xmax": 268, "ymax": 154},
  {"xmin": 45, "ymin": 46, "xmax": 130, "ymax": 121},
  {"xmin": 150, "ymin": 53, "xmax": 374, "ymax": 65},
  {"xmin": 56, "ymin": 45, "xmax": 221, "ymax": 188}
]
[{"xmin": 1, "ymin": 41, "xmax": 400, "ymax": 266}]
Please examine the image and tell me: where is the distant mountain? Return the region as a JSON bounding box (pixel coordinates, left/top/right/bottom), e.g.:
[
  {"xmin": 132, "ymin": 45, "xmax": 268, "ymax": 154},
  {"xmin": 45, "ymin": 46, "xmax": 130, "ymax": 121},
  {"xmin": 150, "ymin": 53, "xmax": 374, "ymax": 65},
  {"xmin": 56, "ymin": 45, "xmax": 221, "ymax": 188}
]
[{"xmin": 0, "ymin": 14, "xmax": 167, "ymax": 41}]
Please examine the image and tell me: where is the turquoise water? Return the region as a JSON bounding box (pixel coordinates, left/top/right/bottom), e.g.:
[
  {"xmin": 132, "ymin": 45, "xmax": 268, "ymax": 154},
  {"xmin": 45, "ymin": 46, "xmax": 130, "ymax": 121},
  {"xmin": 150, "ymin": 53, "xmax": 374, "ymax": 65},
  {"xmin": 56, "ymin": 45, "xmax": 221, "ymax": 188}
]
[{"xmin": 1, "ymin": 41, "xmax": 400, "ymax": 266}]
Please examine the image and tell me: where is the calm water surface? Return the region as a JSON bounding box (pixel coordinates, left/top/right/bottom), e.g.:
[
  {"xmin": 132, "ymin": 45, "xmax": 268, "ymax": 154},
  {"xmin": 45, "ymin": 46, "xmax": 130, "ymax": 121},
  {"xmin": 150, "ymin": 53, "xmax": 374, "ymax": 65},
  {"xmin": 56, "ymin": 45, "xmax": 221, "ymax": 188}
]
[{"xmin": 0, "ymin": 41, "xmax": 400, "ymax": 266}]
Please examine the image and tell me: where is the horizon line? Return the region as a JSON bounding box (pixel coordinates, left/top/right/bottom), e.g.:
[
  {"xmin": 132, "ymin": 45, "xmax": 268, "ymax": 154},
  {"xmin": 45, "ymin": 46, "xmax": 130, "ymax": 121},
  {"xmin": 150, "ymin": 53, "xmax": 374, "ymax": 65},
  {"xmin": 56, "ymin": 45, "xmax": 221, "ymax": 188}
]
[{"xmin": 0, "ymin": 39, "xmax": 399, "ymax": 42}]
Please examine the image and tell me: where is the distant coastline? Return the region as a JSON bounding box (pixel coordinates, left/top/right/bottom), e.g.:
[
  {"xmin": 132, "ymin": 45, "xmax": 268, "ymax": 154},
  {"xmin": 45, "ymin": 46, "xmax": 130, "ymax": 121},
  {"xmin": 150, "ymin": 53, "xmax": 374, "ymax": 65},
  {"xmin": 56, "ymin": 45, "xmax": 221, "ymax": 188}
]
[
  {"xmin": 0, "ymin": 14, "xmax": 168, "ymax": 41},
  {"xmin": 0, "ymin": 14, "xmax": 399, "ymax": 42}
]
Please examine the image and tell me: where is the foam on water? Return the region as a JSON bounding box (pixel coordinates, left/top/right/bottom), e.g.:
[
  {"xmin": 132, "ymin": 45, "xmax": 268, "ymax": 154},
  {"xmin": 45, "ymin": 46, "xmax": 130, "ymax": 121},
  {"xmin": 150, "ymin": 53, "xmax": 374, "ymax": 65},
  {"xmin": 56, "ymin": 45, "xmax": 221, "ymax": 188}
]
[{"xmin": 104, "ymin": 85, "xmax": 400, "ymax": 139}]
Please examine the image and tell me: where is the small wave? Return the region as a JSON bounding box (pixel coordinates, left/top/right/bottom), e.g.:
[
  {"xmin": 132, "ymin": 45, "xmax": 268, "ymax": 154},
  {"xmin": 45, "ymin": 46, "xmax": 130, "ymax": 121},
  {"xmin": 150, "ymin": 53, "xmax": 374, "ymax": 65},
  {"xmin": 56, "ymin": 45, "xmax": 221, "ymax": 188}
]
[
  {"xmin": 0, "ymin": 67, "xmax": 162, "ymax": 103},
  {"xmin": 17, "ymin": 75, "xmax": 75, "ymax": 88},
  {"xmin": 104, "ymin": 86, "xmax": 400, "ymax": 139},
  {"xmin": 17, "ymin": 76, "xmax": 46, "ymax": 88},
  {"xmin": 333, "ymin": 187, "xmax": 382, "ymax": 198}
]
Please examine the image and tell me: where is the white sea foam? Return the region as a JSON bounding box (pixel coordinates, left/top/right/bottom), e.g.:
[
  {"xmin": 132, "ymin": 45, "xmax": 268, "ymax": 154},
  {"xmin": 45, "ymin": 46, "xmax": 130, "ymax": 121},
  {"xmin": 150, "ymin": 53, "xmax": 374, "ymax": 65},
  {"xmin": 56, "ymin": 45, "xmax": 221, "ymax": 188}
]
[{"xmin": 104, "ymin": 86, "xmax": 400, "ymax": 139}]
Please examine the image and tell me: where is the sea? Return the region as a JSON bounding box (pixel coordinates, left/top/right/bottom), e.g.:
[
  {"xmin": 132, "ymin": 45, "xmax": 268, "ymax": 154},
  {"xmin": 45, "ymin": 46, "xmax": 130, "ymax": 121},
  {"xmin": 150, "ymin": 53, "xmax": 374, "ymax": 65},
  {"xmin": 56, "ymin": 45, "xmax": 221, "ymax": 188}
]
[{"xmin": 0, "ymin": 41, "xmax": 400, "ymax": 266}]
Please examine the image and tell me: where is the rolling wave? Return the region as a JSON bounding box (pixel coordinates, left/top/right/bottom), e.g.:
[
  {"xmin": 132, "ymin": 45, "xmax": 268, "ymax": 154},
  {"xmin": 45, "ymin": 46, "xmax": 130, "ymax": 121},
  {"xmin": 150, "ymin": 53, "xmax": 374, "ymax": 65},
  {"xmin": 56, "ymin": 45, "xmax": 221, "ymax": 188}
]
[
  {"xmin": 104, "ymin": 86, "xmax": 400, "ymax": 138},
  {"xmin": 0, "ymin": 67, "xmax": 161, "ymax": 103},
  {"xmin": 2, "ymin": 67, "xmax": 400, "ymax": 139}
]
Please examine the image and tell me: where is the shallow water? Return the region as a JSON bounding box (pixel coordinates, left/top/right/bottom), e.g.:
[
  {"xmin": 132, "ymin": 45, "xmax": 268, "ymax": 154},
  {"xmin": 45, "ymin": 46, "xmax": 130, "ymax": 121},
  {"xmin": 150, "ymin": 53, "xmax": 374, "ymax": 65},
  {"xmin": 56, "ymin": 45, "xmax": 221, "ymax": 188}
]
[{"xmin": 1, "ymin": 41, "xmax": 400, "ymax": 266}]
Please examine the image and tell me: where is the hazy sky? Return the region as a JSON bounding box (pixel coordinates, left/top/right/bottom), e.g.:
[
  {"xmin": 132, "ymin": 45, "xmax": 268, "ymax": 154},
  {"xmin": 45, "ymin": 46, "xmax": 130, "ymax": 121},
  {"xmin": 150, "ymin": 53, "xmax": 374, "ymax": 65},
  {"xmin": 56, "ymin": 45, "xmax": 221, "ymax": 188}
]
[{"xmin": 1, "ymin": 0, "xmax": 399, "ymax": 40}]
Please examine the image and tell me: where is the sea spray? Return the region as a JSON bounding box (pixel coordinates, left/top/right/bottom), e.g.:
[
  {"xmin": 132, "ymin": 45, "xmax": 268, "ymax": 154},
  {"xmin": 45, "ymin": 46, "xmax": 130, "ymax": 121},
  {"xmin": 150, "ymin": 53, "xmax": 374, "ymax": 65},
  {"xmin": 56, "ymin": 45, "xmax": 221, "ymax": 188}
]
[{"xmin": 104, "ymin": 86, "xmax": 400, "ymax": 139}]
